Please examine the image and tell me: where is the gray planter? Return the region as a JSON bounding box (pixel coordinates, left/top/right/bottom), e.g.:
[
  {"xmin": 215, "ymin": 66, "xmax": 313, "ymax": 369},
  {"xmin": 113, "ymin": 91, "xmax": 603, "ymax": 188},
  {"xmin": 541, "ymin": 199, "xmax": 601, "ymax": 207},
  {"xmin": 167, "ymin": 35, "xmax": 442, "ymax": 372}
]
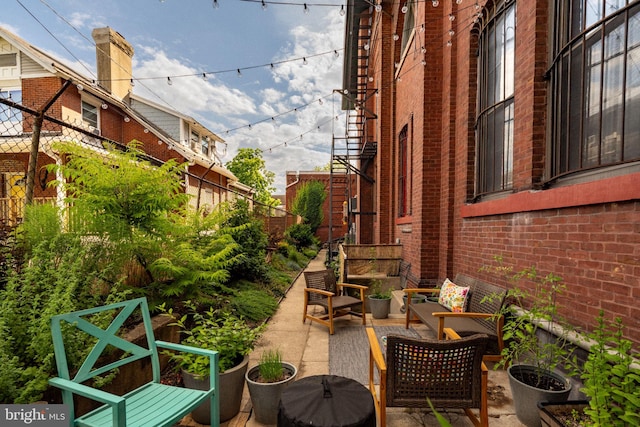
[
  {"xmin": 368, "ymin": 296, "xmax": 391, "ymax": 319},
  {"xmin": 508, "ymin": 364, "xmax": 572, "ymax": 427},
  {"xmin": 245, "ymin": 362, "xmax": 297, "ymax": 424},
  {"xmin": 182, "ymin": 355, "xmax": 249, "ymax": 424}
]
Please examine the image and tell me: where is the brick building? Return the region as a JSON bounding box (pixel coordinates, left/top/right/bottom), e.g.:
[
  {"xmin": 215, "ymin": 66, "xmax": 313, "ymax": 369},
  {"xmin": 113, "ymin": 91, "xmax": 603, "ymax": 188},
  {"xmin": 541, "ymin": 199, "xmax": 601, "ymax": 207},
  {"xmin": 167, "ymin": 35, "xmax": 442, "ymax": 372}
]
[
  {"xmin": 286, "ymin": 170, "xmax": 356, "ymax": 243},
  {"xmin": 0, "ymin": 26, "xmax": 248, "ymax": 223},
  {"xmin": 341, "ymin": 0, "xmax": 640, "ymax": 344}
]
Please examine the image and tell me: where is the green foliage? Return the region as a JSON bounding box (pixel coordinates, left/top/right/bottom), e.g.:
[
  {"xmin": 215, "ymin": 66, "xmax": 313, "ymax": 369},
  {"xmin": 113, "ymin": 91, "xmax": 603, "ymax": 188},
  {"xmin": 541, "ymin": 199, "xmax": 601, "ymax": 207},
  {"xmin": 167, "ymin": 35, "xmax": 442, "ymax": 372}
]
[
  {"xmin": 49, "ymin": 141, "xmax": 189, "ymax": 238},
  {"xmin": 222, "ymin": 200, "xmax": 269, "ymax": 282},
  {"xmin": 225, "ymin": 148, "xmax": 278, "ymax": 208},
  {"xmin": 368, "ymin": 280, "xmax": 392, "ymax": 299},
  {"xmin": 230, "ymin": 289, "xmax": 279, "ymax": 323},
  {"xmin": 482, "ymin": 257, "xmax": 573, "ymax": 387},
  {"xmin": 284, "ymin": 223, "xmax": 317, "ymax": 250},
  {"xmin": 577, "ymin": 311, "xmax": 640, "ymax": 426},
  {"xmin": 16, "ymin": 203, "xmax": 61, "ymax": 256},
  {"xmin": 0, "ymin": 234, "xmax": 127, "ymax": 403},
  {"xmin": 161, "ymin": 302, "xmax": 265, "ymax": 374},
  {"xmin": 258, "ymin": 349, "xmax": 284, "ymax": 382},
  {"xmin": 291, "ymin": 180, "xmax": 326, "ymax": 231}
]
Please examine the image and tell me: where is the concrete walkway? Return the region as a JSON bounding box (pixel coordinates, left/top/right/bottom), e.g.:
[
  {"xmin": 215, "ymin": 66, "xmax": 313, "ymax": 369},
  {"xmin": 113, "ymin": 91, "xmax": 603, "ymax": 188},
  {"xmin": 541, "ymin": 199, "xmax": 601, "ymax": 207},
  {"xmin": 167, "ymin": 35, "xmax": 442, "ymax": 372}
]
[{"xmin": 208, "ymin": 250, "xmax": 524, "ymax": 426}]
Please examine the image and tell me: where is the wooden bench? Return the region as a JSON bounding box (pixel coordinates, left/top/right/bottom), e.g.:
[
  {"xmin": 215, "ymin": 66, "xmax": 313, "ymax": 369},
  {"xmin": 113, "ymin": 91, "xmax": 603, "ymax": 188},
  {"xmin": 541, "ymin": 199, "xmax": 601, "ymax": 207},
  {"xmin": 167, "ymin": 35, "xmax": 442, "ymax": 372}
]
[
  {"xmin": 49, "ymin": 297, "xmax": 220, "ymax": 427},
  {"xmin": 404, "ymin": 274, "xmax": 506, "ymax": 362}
]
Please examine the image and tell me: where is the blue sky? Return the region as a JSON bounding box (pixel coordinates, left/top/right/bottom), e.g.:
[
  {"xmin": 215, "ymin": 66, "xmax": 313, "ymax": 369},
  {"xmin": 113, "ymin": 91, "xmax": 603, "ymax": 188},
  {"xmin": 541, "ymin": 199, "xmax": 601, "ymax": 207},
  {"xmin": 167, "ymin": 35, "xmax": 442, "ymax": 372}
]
[{"xmin": 1, "ymin": 0, "xmax": 347, "ymax": 192}]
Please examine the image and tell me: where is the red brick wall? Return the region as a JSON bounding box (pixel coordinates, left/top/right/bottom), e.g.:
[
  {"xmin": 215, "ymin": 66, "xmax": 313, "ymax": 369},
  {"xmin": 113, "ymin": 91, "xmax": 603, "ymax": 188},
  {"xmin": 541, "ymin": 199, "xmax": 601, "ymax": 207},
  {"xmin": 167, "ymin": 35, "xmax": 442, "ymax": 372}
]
[{"xmin": 359, "ymin": 0, "xmax": 640, "ymax": 344}]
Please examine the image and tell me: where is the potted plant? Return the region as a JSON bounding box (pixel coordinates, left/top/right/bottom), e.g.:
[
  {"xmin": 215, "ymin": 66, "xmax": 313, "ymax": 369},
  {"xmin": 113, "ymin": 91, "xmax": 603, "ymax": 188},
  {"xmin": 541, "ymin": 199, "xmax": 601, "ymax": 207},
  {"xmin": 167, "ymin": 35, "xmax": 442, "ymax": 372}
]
[
  {"xmin": 538, "ymin": 310, "xmax": 640, "ymax": 427},
  {"xmin": 245, "ymin": 348, "xmax": 297, "ymax": 424},
  {"xmin": 160, "ymin": 302, "xmax": 264, "ymax": 423},
  {"xmin": 368, "ymin": 280, "xmax": 393, "ymax": 319},
  {"xmin": 483, "ymin": 259, "xmax": 573, "ymax": 427}
]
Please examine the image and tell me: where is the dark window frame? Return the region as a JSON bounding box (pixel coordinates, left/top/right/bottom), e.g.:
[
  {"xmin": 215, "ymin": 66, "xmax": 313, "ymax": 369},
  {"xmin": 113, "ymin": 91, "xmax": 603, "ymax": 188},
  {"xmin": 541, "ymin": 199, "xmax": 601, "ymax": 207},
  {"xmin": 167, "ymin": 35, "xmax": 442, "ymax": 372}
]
[
  {"xmin": 475, "ymin": 0, "xmax": 517, "ymax": 198},
  {"xmin": 549, "ymin": 0, "xmax": 640, "ymax": 181}
]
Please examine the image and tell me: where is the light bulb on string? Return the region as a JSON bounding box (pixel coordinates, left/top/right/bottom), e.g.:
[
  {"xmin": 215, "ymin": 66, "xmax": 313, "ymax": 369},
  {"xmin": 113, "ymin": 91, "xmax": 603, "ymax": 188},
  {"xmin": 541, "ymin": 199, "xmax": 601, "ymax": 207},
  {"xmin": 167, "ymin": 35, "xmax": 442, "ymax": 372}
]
[
  {"xmin": 303, "ymin": 57, "xmax": 308, "ymax": 64},
  {"xmin": 340, "ymin": 5, "xmax": 345, "ymax": 16},
  {"xmin": 393, "ymin": 34, "xmax": 400, "ymax": 41},
  {"xmin": 237, "ymin": 69, "xmax": 242, "ymax": 77},
  {"xmin": 363, "ymin": 43, "xmax": 369, "ymax": 51},
  {"xmin": 456, "ymin": 0, "xmax": 463, "ymax": 4},
  {"xmin": 167, "ymin": 77, "xmax": 172, "ymax": 85},
  {"xmin": 449, "ymin": 29, "xmax": 455, "ymax": 36},
  {"xmin": 375, "ymin": 3, "xmax": 382, "ymax": 12},
  {"xmin": 401, "ymin": 3, "xmax": 408, "ymax": 13},
  {"xmin": 449, "ymin": 13, "xmax": 455, "ymax": 21},
  {"xmin": 202, "ymin": 73, "xmax": 207, "ymax": 80},
  {"xmin": 421, "ymin": 46, "xmax": 426, "ymax": 53},
  {"xmin": 262, "ymin": 0, "xmax": 267, "ymax": 10},
  {"xmin": 419, "ymin": 24, "xmax": 425, "ymax": 33},
  {"xmin": 432, "ymin": 0, "xmax": 439, "ymax": 7},
  {"xmin": 447, "ymin": 40, "xmax": 453, "ymax": 47},
  {"xmin": 303, "ymin": 3, "xmax": 309, "ymax": 14},
  {"xmin": 318, "ymin": 98, "xmax": 323, "ymax": 105},
  {"xmin": 213, "ymin": 0, "xmax": 219, "ymax": 9},
  {"xmin": 475, "ymin": 2, "xmax": 480, "ymax": 11},
  {"xmin": 334, "ymin": 50, "xmax": 339, "ymax": 58}
]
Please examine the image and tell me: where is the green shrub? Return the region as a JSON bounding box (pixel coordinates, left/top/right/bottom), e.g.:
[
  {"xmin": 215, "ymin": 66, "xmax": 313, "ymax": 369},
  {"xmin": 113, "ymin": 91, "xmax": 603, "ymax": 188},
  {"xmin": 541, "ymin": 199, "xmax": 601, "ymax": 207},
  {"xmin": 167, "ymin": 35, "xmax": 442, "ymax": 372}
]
[
  {"xmin": 284, "ymin": 223, "xmax": 316, "ymax": 249},
  {"xmin": 231, "ymin": 289, "xmax": 279, "ymax": 323}
]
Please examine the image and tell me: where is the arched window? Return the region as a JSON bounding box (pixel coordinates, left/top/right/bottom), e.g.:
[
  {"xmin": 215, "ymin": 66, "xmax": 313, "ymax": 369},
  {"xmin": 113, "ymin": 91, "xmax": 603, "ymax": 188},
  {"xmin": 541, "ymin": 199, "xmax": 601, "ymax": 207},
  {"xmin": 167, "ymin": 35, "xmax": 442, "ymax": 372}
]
[
  {"xmin": 475, "ymin": 0, "xmax": 516, "ymax": 196},
  {"xmin": 549, "ymin": 0, "xmax": 640, "ymax": 179}
]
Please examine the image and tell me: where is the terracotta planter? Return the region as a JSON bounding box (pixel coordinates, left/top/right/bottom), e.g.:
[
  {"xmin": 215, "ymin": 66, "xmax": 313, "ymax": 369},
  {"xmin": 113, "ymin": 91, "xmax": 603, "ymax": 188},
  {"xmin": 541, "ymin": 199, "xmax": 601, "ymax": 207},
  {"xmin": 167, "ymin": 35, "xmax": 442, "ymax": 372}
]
[
  {"xmin": 245, "ymin": 362, "xmax": 297, "ymax": 424},
  {"xmin": 182, "ymin": 355, "xmax": 249, "ymax": 423}
]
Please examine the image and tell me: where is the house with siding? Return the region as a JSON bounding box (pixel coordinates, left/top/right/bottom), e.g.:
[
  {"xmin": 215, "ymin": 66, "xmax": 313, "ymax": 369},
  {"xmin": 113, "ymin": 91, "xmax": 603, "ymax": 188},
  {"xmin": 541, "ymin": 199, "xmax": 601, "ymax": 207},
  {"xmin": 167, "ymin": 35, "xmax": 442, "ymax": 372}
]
[
  {"xmin": 0, "ymin": 26, "xmax": 245, "ymax": 223},
  {"xmin": 340, "ymin": 0, "xmax": 640, "ymax": 345}
]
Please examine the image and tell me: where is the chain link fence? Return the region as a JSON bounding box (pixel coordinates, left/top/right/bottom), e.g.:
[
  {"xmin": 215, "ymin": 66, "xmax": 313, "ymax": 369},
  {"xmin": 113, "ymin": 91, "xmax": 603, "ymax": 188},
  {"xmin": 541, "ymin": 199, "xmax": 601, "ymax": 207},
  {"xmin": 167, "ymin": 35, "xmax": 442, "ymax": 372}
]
[{"xmin": 0, "ymin": 97, "xmax": 297, "ymax": 236}]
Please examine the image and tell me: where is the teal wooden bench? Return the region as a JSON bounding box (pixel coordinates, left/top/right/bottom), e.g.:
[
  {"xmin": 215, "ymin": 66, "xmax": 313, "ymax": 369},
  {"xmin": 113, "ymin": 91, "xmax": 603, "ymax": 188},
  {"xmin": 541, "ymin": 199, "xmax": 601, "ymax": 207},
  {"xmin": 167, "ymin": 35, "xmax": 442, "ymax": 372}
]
[{"xmin": 49, "ymin": 297, "xmax": 220, "ymax": 427}]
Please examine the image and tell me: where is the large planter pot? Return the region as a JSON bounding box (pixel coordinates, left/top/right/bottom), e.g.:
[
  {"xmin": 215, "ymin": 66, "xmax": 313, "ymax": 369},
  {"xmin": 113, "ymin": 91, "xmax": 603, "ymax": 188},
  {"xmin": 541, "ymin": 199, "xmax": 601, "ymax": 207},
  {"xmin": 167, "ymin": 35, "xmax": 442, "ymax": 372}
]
[
  {"xmin": 368, "ymin": 296, "xmax": 391, "ymax": 319},
  {"xmin": 508, "ymin": 364, "xmax": 572, "ymax": 427},
  {"xmin": 538, "ymin": 400, "xmax": 589, "ymax": 427},
  {"xmin": 182, "ymin": 355, "xmax": 249, "ymax": 424},
  {"xmin": 245, "ymin": 362, "xmax": 297, "ymax": 424},
  {"xmin": 400, "ymin": 294, "xmax": 428, "ymax": 313}
]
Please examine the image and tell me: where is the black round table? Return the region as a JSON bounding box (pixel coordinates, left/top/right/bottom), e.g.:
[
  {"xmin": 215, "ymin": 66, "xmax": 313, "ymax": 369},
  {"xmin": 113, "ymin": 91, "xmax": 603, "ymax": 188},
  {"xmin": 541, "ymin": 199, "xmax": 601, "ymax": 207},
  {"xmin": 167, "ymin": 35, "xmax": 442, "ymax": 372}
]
[{"xmin": 277, "ymin": 375, "xmax": 376, "ymax": 427}]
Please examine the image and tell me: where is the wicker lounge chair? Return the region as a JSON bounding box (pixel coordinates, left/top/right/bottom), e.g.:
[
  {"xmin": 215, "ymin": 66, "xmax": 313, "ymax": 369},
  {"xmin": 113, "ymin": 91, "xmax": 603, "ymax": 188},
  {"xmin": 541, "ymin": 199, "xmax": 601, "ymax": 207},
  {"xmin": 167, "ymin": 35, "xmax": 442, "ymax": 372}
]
[
  {"xmin": 366, "ymin": 327, "xmax": 489, "ymax": 427},
  {"xmin": 303, "ymin": 269, "xmax": 367, "ymax": 335}
]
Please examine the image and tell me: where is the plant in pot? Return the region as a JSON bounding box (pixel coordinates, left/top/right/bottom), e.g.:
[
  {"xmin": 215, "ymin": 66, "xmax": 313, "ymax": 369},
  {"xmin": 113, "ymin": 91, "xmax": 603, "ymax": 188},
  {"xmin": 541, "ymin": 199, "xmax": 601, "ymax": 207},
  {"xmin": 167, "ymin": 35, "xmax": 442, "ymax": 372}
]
[
  {"xmin": 538, "ymin": 310, "xmax": 640, "ymax": 427},
  {"xmin": 245, "ymin": 348, "xmax": 297, "ymax": 424},
  {"xmin": 160, "ymin": 302, "xmax": 264, "ymax": 424},
  {"xmin": 367, "ymin": 279, "xmax": 393, "ymax": 319},
  {"xmin": 483, "ymin": 259, "xmax": 574, "ymax": 427}
]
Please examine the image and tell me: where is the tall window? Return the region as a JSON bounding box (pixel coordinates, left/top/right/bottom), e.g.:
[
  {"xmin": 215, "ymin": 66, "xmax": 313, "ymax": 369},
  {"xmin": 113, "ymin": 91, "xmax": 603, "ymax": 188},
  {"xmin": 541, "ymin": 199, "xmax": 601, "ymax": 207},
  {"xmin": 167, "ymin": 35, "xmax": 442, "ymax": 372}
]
[
  {"xmin": 398, "ymin": 126, "xmax": 410, "ymax": 217},
  {"xmin": 476, "ymin": 1, "xmax": 516, "ymax": 196},
  {"xmin": 550, "ymin": 1, "xmax": 640, "ymax": 179},
  {"xmin": 401, "ymin": 1, "xmax": 416, "ymax": 55},
  {"xmin": 81, "ymin": 100, "xmax": 98, "ymax": 130},
  {"xmin": 0, "ymin": 89, "xmax": 22, "ymax": 136}
]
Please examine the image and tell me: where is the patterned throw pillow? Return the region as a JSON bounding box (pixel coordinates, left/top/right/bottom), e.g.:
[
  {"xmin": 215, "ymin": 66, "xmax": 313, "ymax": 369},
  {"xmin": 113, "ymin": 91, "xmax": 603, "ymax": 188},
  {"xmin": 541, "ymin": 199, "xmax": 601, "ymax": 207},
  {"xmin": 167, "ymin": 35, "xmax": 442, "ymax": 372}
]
[{"xmin": 437, "ymin": 278, "xmax": 470, "ymax": 312}]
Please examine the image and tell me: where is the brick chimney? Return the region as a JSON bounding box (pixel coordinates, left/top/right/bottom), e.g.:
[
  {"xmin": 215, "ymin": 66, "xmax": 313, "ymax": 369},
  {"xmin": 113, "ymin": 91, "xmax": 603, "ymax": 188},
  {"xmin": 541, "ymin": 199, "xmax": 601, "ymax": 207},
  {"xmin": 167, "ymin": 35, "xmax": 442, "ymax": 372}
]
[{"xmin": 92, "ymin": 27, "xmax": 134, "ymax": 100}]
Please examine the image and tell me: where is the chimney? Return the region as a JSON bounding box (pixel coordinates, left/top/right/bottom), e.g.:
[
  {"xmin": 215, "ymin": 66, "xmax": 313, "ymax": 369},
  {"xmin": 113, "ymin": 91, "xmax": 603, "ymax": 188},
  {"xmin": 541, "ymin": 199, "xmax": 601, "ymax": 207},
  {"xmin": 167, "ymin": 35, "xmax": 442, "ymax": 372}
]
[{"xmin": 92, "ymin": 27, "xmax": 134, "ymax": 100}]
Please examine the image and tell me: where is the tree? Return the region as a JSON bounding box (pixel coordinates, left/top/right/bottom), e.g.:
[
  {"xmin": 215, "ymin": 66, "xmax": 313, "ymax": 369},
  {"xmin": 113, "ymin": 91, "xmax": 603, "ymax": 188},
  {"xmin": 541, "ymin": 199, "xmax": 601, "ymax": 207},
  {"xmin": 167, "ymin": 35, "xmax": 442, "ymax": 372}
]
[
  {"xmin": 226, "ymin": 148, "xmax": 277, "ymax": 208},
  {"xmin": 291, "ymin": 180, "xmax": 326, "ymax": 232}
]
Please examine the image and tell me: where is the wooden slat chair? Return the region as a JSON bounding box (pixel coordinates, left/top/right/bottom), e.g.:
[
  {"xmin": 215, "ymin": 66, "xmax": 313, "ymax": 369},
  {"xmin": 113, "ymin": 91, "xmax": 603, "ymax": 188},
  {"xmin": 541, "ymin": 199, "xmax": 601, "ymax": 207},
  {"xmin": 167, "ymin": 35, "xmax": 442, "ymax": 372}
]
[
  {"xmin": 366, "ymin": 327, "xmax": 489, "ymax": 427},
  {"xmin": 303, "ymin": 269, "xmax": 367, "ymax": 335},
  {"xmin": 49, "ymin": 297, "xmax": 220, "ymax": 427}
]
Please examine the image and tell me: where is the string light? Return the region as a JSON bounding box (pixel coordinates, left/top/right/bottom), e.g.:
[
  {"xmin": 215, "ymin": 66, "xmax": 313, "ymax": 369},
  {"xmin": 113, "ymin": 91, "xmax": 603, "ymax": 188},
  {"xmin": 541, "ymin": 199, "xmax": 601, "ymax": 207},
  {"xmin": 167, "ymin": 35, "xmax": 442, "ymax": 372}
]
[
  {"xmin": 303, "ymin": 3, "xmax": 309, "ymax": 14},
  {"xmin": 167, "ymin": 77, "xmax": 172, "ymax": 85},
  {"xmin": 237, "ymin": 68, "xmax": 242, "ymax": 77},
  {"xmin": 212, "ymin": 0, "xmax": 219, "ymax": 8},
  {"xmin": 340, "ymin": 4, "xmax": 345, "ymax": 16},
  {"xmin": 262, "ymin": 0, "xmax": 267, "ymax": 9},
  {"xmin": 401, "ymin": 3, "xmax": 408, "ymax": 13},
  {"xmin": 432, "ymin": 0, "xmax": 439, "ymax": 6}
]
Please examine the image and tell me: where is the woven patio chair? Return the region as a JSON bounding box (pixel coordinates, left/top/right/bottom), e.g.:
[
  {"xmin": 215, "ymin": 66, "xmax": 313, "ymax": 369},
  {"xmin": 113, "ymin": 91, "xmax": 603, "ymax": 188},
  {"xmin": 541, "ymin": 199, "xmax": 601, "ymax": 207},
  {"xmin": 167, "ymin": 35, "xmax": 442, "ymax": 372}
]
[
  {"xmin": 303, "ymin": 269, "xmax": 367, "ymax": 335},
  {"xmin": 366, "ymin": 327, "xmax": 489, "ymax": 427}
]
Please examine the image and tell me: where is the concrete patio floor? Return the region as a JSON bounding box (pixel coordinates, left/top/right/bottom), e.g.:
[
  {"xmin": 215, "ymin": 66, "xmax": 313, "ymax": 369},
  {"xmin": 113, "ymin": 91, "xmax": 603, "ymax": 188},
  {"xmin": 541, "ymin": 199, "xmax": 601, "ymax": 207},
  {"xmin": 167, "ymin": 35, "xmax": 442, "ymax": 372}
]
[{"xmin": 184, "ymin": 250, "xmax": 526, "ymax": 427}]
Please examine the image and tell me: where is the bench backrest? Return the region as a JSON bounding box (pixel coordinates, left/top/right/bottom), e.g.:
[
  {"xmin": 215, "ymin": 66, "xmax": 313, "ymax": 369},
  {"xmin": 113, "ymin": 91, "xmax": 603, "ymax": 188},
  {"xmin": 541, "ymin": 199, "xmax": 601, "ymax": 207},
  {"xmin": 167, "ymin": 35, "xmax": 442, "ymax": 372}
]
[
  {"xmin": 50, "ymin": 297, "xmax": 161, "ymax": 386},
  {"xmin": 454, "ymin": 274, "xmax": 506, "ymax": 331}
]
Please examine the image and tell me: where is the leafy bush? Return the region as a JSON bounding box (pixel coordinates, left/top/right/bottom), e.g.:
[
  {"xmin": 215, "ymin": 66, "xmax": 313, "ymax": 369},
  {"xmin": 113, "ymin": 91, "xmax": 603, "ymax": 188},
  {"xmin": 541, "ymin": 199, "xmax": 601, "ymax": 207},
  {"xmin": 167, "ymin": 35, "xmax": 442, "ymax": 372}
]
[
  {"xmin": 0, "ymin": 234, "xmax": 127, "ymax": 403},
  {"xmin": 231, "ymin": 289, "xmax": 279, "ymax": 322},
  {"xmin": 284, "ymin": 223, "xmax": 317, "ymax": 249}
]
